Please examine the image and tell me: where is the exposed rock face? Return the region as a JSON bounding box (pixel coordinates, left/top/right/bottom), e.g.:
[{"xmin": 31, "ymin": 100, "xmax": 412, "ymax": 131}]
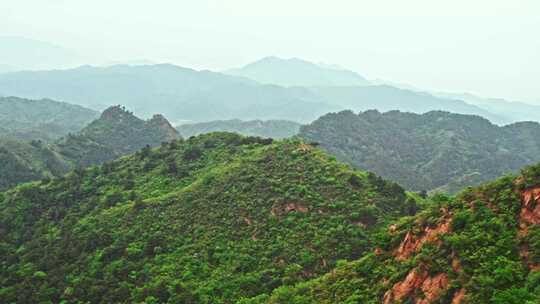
[
  {"xmin": 394, "ymin": 214, "xmax": 452, "ymax": 260},
  {"xmin": 520, "ymin": 187, "xmax": 540, "ymax": 226},
  {"xmin": 518, "ymin": 187, "xmax": 540, "ymax": 270},
  {"xmin": 451, "ymin": 288, "xmax": 466, "ymax": 304},
  {"xmin": 383, "ymin": 268, "xmax": 448, "ymax": 304}
]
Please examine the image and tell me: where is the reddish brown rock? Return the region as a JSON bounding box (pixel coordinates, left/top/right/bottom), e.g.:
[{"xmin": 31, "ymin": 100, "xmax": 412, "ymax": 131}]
[
  {"xmin": 383, "ymin": 269, "xmax": 448, "ymax": 304},
  {"xmin": 520, "ymin": 187, "xmax": 540, "ymax": 225},
  {"xmin": 451, "ymin": 288, "xmax": 466, "ymax": 304},
  {"xmin": 394, "ymin": 217, "xmax": 452, "ymax": 260}
]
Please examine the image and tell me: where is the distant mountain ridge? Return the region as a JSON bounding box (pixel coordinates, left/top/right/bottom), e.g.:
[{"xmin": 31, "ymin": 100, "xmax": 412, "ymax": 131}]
[
  {"xmin": 0, "ymin": 63, "xmax": 514, "ymax": 125},
  {"xmin": 299, "ymin": 110, "xmax": 540, "ymax": 192},
  {"xmin": 225, "ymin": 56, "xmax": 371, "ymax": 87},
  {"xmin": 177, "ymin": 119, "xmax": 301, "ymax": 139}
]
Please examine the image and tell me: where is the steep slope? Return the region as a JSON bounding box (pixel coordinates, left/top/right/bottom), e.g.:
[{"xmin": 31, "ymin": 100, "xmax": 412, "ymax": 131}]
[
  {"xmin": 299, "ymin": 110, "xmax": 540, "ymax": 192},
  {"xmin": 0, "ymin": 106, "xmax": 179, "ymax": 190},
  {"xmin": 261, "ymin": 163, "xmax": 540, "ymax": 304},
  {"xmin": 225, "ymin": 56, "xmax": 370, "ymax": 87},
  {"xmin": 0, "ymin": 139, "xmax": 69, "ymax": 190},
  {"xmin": 177, "ymin": 119, "xmax": 301, "ymax": 139},
  {"xmin": 0, "ymin": 96, "xmax": 99, "ymax": 141},
  {"xmin": 0, "ymin": 133, "xmax": 415, "ymax": 303}
]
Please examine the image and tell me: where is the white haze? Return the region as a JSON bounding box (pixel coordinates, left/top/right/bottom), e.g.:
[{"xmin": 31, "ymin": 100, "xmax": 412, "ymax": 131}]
[{"xmin": 1, "ymin": 0, "xmax": 539, "ymax": 103}]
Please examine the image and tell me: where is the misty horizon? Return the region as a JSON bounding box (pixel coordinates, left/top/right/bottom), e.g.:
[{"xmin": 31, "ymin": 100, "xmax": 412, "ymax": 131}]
[{"xmin": 2, "ymin": 0, "xmax": 539, "ymax": 104}]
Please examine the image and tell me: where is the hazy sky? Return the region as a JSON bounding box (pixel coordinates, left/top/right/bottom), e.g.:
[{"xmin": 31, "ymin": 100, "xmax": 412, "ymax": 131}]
[{"xmin": 2, "ymin": 0, "xmax": 539, "ymax": 103}]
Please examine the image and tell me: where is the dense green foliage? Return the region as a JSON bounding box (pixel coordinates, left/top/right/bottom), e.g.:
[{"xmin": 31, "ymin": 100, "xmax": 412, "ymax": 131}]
[
  {"xmin": 250, "ymin": 163, "xmax": 540, "ymax": 303},
  {"xmin": 0, "ymin": 96, "xmax": 98, "ymax": 141},
  {"xmin": 178, "ymin": 119, "xmax": 301, "ymax": 139},
  {"xmin": 299, "ymin": 110, "xmax": 540, "ymax": 192},
  {"xmin": 0, "ymin": 133, "xmax": 413, "ymax": 303},
  {"xmin": 0, "ymin": 105, "xmax": 179, "ymax": 190}
]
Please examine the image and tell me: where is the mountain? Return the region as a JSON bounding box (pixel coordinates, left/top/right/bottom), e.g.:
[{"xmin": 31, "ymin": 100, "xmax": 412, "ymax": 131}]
[
  {"xmin": 0, "ymin": 132, "xmax": 416, "ymax": 303},
  {"xmin": 0, "ymin": 64, "xmax": 335, "ymax": 123},
  {"xmin": 0, "ymin": 106, "xmax": 179, "ymax": 190},
  {"xmin": 55, "ymin": 105, "xmax": 179, "ymax": 167},
  {"xmin": 0, "ymin": 96, "xmax": 99, "ymax": 141},
  {"xmin": 260, "ymin": 163, "xmax": 540, "ymax": 304},
  {"xmin": 177, "ymin": 119, "xmax": 301, "ymax": 139},
  {"xmin": 299, "ymin": 110, "xmax": 540, "ymax": 192},
  {"xmin": 0, "ymin": 64, "xmax": 504, "ymax": 124},
  {"xmin": 0, "ymin": 36, "xmax": 84, "ymax": 71},
  {"xmin": 225, "ymin": 56, "xmax": 371, "ymax": 87},
  {"xmin": 435, "ymin": 92, "xmax": 540, "ymax": 124},
  {"xmin": 307, "ymin": 85, "xmax": 508, "ymax": 125}
]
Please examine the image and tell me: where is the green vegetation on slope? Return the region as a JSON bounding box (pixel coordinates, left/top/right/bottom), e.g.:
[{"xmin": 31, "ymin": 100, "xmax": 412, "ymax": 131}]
[
  {"xmin": 299, "ymin": 110, "xmax": 540, "ymax": 193},
  {"xmin": 257, "ymin": 164, "xmax": 540, "ymax": 304},
  {"xmin": 0, "ymin": 105, "xmax": 179, "ymax": 191},
  {"xmin": 177, "ymin": 119, "xmax": 301, "ymax": 139},
  {"xmin": 0, "ymin": 96, "xmax": 99, "ymax": 141},
  {"xmin": 0, "ymin": 133, "xmax": 415, "ymax": 303}
]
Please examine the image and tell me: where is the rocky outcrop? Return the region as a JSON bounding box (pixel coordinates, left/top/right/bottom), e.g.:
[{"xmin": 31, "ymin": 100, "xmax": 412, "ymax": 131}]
[
  {"xmin": 383, "ymin": 268, "xmax": 448, "ymax": 304},
  {"xmin": 394, "ymin": 214, "xmax": 452, "ymax": 260},
  {"xmin": 451, "ymin": 288, "xmax": 466, "ymax": 304},
  {"xmin": 520, "ymin": 187, "xmax": 540, "ymax": 226}
]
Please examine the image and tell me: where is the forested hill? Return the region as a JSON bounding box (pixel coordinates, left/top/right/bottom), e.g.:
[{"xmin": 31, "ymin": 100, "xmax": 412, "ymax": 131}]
[
  {"xmin": 177, "ymin": 119, "xmax": 301, "ymax": 139},
  {"xmin": 0, "ymin": 133, "xmax": 416, "ymax": 303},
  {"xmin": 0, "ymin": 96, "xmax": 99, "ymax": 141},
  {"xmin": 0, "ymin": 105, "xmax": 179, "ymax": 190},
  {"xmin": 299, "ymin": 110, "xmax": 540, "ymax": 192},
  {"xmin": 261, "ymin": 163, "xmax": 540, "ymax": 304},
  {"xmin": 54, "ymin": 105, "xmax": 180, "ymax": 167}
]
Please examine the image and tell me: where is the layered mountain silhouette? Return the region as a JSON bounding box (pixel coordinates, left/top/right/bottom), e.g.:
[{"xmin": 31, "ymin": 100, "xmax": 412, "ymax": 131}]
[
  {"xmin": 177, "ymin": 119, "xmax": 301, "ymax": 139},
  {"xmin": 0, "ymin": 62, "xmax": 512, "ymax": 124}
]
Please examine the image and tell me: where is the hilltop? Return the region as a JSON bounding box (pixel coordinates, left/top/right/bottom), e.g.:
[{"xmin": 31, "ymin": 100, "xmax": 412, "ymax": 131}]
[
  {"xmin": 0, "ymin": 105, "xmax": 179, "ymax": 190},
  {"xmin": 0, "ymin": 133, "xmax": 415, "ymax": 303},
  {"xmin": 299, "ymin": 110, "xmax": 540, "ymax": 192}
]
